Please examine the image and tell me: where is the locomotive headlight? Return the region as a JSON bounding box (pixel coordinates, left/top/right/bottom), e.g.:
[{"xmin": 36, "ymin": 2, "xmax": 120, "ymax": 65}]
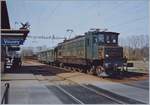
[
  {"xmin": 104, "ymin": 63, "xmax": 110, "ymax": 68},
  {"xmin": 105, "ymin": 63, "xmax": 109, "ymax": 67},
  {"xmin": 115, "ymin": 64, "xmax": 118, "ymax": 66},
  {"xmin": 105, "ymin": 54, "xmax": 109, "ymax": 58}
]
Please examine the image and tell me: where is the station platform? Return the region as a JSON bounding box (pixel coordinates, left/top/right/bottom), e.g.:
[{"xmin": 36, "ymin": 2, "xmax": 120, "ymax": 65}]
[
  {"xmin": 1, "ymin": 72, "xmax": 149, "ymax": 104},
  {"xmin": 92, "ymin": 81, "xmax": 149, "ymax": 104},
  {"xmin": 1, "ymin": 74, "xmax": 63, "ymax": 104}
]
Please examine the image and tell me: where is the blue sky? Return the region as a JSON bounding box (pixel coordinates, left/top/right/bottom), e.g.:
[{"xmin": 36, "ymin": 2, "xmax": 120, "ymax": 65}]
[{"xmin": 6, "ymin": 0, "xmax": 149, "ymax": 48}]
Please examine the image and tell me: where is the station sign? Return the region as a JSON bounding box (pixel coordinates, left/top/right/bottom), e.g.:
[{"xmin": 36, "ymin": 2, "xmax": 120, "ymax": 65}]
[{"xmin": 1, "ymin": 39, "xmax": 24, "ymax": 45}]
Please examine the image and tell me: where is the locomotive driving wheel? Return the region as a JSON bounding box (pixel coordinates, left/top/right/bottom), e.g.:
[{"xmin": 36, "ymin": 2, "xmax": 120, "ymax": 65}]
[
  {"xmin": 87, "ymin": 66, "xmax": 95, "ymax": 75},
  {"xmin": 78, "ymin": 68, "xmax": 84, "ymax": 73},
  {"xmin": 96, "ymin": 66, "xmax": 105, "ymax": 77},
  {"xmin": 60, "ymin": 63, "xmax": 64, "ymax": 68}
]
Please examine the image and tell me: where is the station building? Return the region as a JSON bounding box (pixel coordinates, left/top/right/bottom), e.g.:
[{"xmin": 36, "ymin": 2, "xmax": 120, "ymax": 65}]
[{"xmin": 1, "ymin": 1, "xmax": 29, "ymax": 73}]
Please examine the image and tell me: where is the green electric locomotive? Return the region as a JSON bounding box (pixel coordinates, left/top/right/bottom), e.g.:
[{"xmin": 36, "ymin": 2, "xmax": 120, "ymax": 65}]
[
  {"xmin": 37, "ymin": 29, "xmax": 128, "ymax": 76},
  {"xmin": 54, "ymin": 29, "xmax": 127, "ymax": 76}
]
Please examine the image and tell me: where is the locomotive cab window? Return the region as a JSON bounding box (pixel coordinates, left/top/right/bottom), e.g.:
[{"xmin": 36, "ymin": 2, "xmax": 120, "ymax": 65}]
[
  {"xmin": 98, "ymin": 34, "xmax": 104, "ymax": 45},
  {"xmin": 111, "ymin": 35, "xmax": 118, "ymax": 44},
  {"xmin": 105, "ymin": 34, "xmax": 118, "ymax": 44},
  {"xmin": 106, "ymin": 35, "xmax": 110, "ymax": 43}
]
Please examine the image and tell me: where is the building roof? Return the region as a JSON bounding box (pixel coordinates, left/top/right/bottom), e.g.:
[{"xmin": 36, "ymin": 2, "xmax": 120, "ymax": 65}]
[
  {"xmin": 1, "ymin": 1, "xmax": 30, "ymax": 46},
  {"xmin": 1, "ymin": 29, "xmax": 29, "ymax": 38},
  {"xmin": 1, "ymin": 1, "xmax": 10, "ymax": 29}
]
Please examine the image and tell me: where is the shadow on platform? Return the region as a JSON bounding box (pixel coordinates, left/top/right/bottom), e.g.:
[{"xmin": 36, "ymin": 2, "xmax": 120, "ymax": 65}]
[{"xmin": 4, "ymin": 65, "xmax": 69, "ymax": 76}]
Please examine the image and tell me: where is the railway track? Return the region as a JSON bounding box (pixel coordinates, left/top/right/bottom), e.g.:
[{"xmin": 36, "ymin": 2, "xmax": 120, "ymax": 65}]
[
  {"xmin": 53, "ymin": 76, "xmax": 144, "ymax": 104},
  {"xmin": 6, "ymin": 61, "xmax": 147, "ymax": 104},
  {"xmin": 37, "ymin": 76, "xmax": 122, "ymax": 104},
  {"xmin": 32, "ymin": 65, "xmax": 145, "ymax": 104}
]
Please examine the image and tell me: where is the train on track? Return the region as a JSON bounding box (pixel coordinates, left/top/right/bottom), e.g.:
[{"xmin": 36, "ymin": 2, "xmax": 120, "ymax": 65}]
[{"xmin": 37, "ymin": 28, "xmax": 132, "ymax": 76}]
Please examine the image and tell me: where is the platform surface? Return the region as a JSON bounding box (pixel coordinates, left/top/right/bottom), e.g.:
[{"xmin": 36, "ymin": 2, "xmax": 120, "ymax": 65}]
[
  {"xmin": 1, "ymin": 74, "xmax": 63, "ymax": 104},
  {"xmin": 1, "ymin": 74, "xmax": 36, "ymax": 80},
  {"xmin": 92, "ymin": 81, "xmax": 149, "ymax": 103}
]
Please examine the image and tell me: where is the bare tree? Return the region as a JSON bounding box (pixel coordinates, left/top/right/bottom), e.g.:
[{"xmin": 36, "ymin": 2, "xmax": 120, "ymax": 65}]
[{"xmin": 120, "ymin": 34, "xmax": 149, "ymax": 60}]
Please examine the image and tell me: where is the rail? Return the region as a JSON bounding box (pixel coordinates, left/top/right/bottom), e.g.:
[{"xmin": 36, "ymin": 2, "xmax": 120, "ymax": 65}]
[{"xmin": 1, "ymin": 83, "xmax": 10, "ymax": 104}]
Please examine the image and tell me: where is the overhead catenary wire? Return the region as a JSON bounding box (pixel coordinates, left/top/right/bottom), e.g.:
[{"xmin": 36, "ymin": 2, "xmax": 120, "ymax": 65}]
[
  {"xmin": 76, "ymin": 0, "xmax": 130, "ymax": 31},
  {"xmin": 27, "ymin": 1, "xmax": 147, "ymax": 47},
  {"xmin": 27, "ymin": 35, "xmax": 66, "ymax": 39},
  {"xmin": 48, "ymin": 1, "xmax": 62, "ymax": 20},
  {"xmin": 108, "ymin": 16, "xmax": 147, "ymax": 29},
  {"xmin": 96, "ymin": 0, "xmax": 147, "ymax": 30},
  {"xmin": 97, "ymin": 0, "xmax": 129, "ymax": 17}
]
